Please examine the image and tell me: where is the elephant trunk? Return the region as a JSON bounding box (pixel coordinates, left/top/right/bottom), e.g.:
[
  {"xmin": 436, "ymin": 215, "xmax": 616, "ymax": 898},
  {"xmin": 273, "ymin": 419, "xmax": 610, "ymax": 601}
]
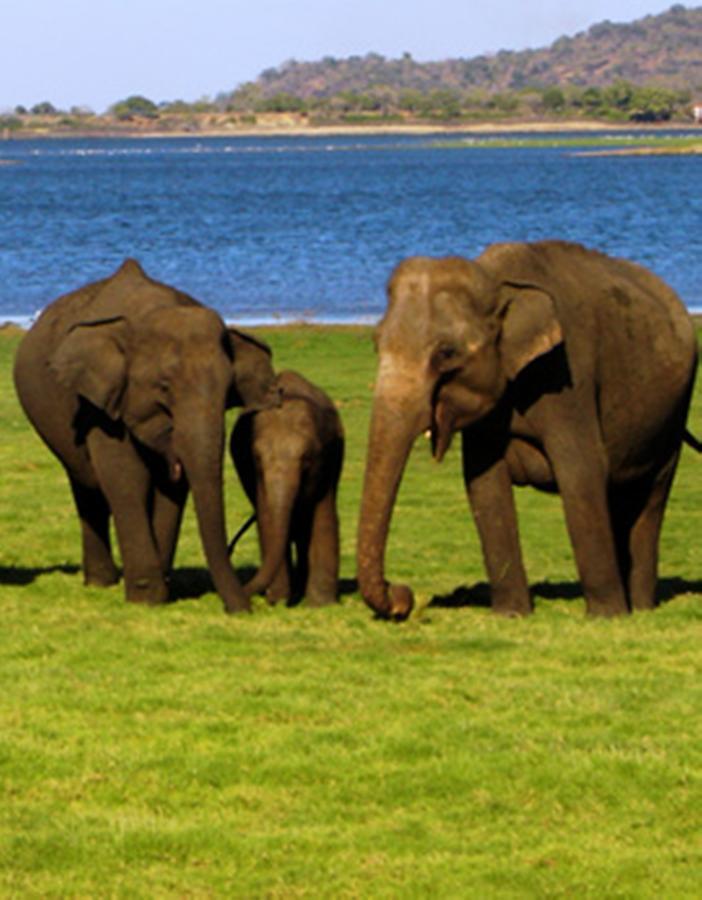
[
  {"xmin": 357, "ymin": 388, "xmax": 426, "ymax": 621},
  {"xmin": 244, "ymin": 464, "xmax": 299, "ymax": 599},
  {"xmin": 178, "ymin": 417, "xmax": 250, "ymax": 614}
]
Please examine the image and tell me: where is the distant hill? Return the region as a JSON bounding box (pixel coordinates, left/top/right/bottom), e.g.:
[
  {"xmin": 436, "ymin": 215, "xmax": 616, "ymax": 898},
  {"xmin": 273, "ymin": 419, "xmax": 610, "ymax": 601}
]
[{"xmin": 234, "ymin": 4, "xmax": 702, "ymax": 99}]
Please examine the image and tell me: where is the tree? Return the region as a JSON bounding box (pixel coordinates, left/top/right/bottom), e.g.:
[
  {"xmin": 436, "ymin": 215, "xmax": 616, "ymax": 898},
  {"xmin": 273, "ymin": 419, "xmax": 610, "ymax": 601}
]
[
  {"xmin": 489, "ymin": 93, "xmax": 519, "ymax": 114},
  {"xmin": 541, "ymin": 86, "xmax": 565, "ymax": 113},
  {"xmin": 427, "ymin": 89, "xmax": 462, "ymax": 119},
  {"xmin": 258, "ymin": 93, "xmax": 307, "ymax": 113},
  {"xmin": 580, "ymin": 86, "xmax": 604, "ymax": 113},
  {"xmin": 398, "ymin": 90, "xmax": 425, "ymax": 113},
  {"xmin": 110, "ymin": 95, "xmax": 159, "ymax": 120},
  {"xmin": 0, "ymin": 116, "xmax": 23, "ymax": 132},
  {"xmin": 225, "ymin": 83, "xmax": 263, "ymax": 112},
  {"xmin": 603, "ymin": 80, "xmax": 635, "ymax": 112},
  {"xmin": 30, "ymin": 101, "xmax": 58, "ymax": 115},
  {"xmin": 629, "ymin": 86, "xmax": 677, "ymax": 122}
]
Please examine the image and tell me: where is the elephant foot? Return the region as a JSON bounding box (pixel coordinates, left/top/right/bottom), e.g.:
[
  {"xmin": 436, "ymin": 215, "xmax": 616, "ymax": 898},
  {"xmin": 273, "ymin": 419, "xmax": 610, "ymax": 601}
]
[
  {"xmin": 305, "ymin": 591, "xmax": 338, "ymax": 608},
  {"xmin": 629, "ymin": 591, "xmax": 657, "ymax": 613},
  {"xmin": 124, "ymin": 575, "xmax": 170, "ymax": 606},
  {"xmin": 223, "ymin": 597, "xmax": 252, "ymax": 615},
  {"xmin": 491, "ymin": 585, "xmax": 534, "ymax": 618},
  {"xmin": 83, "ymin": 564, "xmax": 120, "ymax": 588},
  {"xmin": 243, "ymin": 577, "xmax": 287, "ymax": 601},
  {"xmin": 304, "ymin": 574, "xmax": 339, "ymax": 607},
  {"xmin": 492, "ymin": 599, "xmax": 534, "ymax": 618},
  {"xmin": 493, "ymin": 606, "xmax": 532, "ymax": 619},
  {"xmin": 585, "ymin": 599, "xmax": 630, "ymax": 617},
  {"xmin": 583, "ymin": 585, "xmax": 630, "ymax": 617},
  {"xmin": 631, "ymin": 601, "xmax": 657, "ymax": 613}
]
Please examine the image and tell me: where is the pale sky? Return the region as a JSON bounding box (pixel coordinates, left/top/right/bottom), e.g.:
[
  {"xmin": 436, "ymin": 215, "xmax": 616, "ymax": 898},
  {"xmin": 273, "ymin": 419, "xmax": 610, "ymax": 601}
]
[{"xmin": 1, "ymin": 0, "xmax": 686, "ymax": 113}]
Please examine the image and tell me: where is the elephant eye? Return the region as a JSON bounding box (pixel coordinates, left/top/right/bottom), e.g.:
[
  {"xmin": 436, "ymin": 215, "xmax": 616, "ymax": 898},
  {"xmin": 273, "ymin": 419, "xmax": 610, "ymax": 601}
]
[
  {"xmin": 153, "ymin": 379, "xmax": 174, "ymax": 411},
  {"xmin": 432, "ymin": 343, "xmax": 458, "ymax": 366}
]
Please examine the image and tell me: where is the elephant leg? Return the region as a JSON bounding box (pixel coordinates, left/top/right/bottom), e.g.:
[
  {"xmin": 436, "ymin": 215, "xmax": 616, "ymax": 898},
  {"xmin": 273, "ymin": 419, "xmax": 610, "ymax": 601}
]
[
  {"xmin": 151, "ymin": 479, "xmax": 189, "ymax": 575},
  {"xmin": 613, "ymin": 452, "xmax": 680, "ymax": 612},
  {"xmin": 256, "ymin": 501, "xmax": 292, "ymax": 605},
  {"xmin": 69, "ymin": 476, "xmax": 119, "ymax": 587},
  {"xmin": 267, "ymin": 547, "xmax": 293, "ymax": 605},
  {"xmin": 463, "ymin": 447, "xmax": 533, "ymax": 616},
  {"xmin": 88, "ymin": 431, "xmax": 168, "ymax": 605},
  {"xmin": 304, "ymin": 490, "xmax": 340, "ymax": 606},
  {"xmin": 262, "ymin": 520, "xmax": 292, "ymax": 605},
  {"xmin": 547, "ymin": 437, "xmax": 629, "ymax": 617},
  {"xmin": 288, "ymin": 509, "xmax": 309, "ymax": 604}
]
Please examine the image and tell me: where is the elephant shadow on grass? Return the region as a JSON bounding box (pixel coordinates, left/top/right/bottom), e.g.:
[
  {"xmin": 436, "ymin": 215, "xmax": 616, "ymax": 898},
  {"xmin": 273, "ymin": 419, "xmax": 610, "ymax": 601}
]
[
  {"xmin": 166, "ymin": 569, "xmax": 360, "ymax": 605},
  {"xmin": 171, "ymin": 568, "xmax": 359, "ymax": 606},
  {"xmin": 0, "ymin": 564, "xmax": 81, "ymax": 587},
  {"xmin": 0, "ymin": 563, "xmax": 217, "ymax": 599},
  {"xmin": 101, "ymin": 565, "xmax": 259, "ymax": 604},
  {"xmin": 0, "ymin": 563, "xmax": 359, "ymax": 606},
  {"xmin": 430, "ymin": 578, "xmax": 702, "ymax": 610}
]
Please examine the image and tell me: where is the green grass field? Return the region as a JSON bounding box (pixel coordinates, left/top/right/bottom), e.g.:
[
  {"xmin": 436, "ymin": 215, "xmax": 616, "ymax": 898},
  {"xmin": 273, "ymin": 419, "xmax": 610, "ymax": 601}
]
[
  {"xmin": 430, "ymin": 134, "xmax": 702, "ymax": 154},
  {"xmin": 1, "ymin": 324, "xmax": 701, "ymax": 897}
]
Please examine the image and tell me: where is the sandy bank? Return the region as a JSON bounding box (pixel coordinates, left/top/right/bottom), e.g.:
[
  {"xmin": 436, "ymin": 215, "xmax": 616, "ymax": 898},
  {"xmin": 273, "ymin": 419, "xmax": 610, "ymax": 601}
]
[{"xmin": 5, "ymin": 115, "xmax": 699, "ymax": 141}]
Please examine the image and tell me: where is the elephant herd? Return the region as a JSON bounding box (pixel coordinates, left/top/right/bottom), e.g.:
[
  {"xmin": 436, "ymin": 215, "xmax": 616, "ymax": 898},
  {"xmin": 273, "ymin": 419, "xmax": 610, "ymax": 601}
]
[{"xmin": 12, "ymin": 241, "xmax": 699, "ymax": 620}]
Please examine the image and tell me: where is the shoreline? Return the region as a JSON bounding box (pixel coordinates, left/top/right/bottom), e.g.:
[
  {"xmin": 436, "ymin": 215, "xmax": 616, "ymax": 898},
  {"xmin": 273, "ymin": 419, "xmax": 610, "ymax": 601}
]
[
  {"xmin": 3, "ymin": 120, "xmax": 700, "ymax": 160},
  {"xmin": 3, "ymin": 118, "xmax": 701, "ymax": 141},
  {"xmin": 109, "ymin": 120, "xmax": 676, "ymax": 139}
]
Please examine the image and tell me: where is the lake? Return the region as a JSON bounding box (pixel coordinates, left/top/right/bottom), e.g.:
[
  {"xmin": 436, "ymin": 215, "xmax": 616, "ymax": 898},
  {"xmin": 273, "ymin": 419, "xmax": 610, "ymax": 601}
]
[{"xmin": 1, "ymin": 132, "xmax": 700, "ymax": 325}]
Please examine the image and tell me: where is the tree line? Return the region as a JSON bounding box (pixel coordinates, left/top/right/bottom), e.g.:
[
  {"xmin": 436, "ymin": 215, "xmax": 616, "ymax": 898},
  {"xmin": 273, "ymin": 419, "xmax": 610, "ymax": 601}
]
[
  {"xmin": 222, "ymin": 79, "xmax": 695, "ymax": 124},
  {"xmin": 1, "ymin": 79, "xmax": 697, "ymax": 133}
]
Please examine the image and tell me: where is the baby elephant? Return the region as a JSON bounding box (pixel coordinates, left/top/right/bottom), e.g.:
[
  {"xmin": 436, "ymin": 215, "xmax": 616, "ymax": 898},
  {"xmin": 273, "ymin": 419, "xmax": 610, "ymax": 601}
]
[{"xmin": 230, "ymin": 370, "xmax": 344, "ymax": 606}]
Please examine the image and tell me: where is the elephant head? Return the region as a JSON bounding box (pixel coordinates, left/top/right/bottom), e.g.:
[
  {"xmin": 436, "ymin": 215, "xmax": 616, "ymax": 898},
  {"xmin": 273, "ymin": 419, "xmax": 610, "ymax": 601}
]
[
  {"xmin": 356, "ymin": 255, "xmax": 563, "ymax": 620},
  {"xmin": 49, "ymin": 299, "xmax": 277, "ymax": 612}
]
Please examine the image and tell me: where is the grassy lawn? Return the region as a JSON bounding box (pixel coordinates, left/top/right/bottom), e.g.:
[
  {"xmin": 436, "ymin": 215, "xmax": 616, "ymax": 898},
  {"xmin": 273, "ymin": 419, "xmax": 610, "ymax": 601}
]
[{"xmin": 1, "ymin": 324, "xmax": 701, "ymax": 897}]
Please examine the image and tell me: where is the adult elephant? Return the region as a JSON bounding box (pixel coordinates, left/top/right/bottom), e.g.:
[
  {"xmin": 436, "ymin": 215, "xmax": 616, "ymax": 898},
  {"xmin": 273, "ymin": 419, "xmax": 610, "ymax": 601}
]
[
  {"xmin": 357, "ymin": 241, "xmax": 697, "ymax": 620},
  {"xmin": 230, "ymin": 369, "xmax": 344, "ymax": 606},
  {"xmin": 14, "ymin": 259, "xmax": 278, "ymax": 613}
]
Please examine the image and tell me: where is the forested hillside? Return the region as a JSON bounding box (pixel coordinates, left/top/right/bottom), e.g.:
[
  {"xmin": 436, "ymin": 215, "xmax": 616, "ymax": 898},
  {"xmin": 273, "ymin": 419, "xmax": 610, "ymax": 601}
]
[
  {"xmin": 219, "ymin": 4, "xmax": 701, "ymax": 123},
  {"xmin": 231, "ymin": 5, "xmax": 702, "ymax": 99}
]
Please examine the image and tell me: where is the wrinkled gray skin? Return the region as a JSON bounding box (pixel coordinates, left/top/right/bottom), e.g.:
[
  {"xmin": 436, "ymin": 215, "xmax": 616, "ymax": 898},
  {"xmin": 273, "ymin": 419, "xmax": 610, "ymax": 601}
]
[
  {"xmin": 231, "ymin": 370, "xmax": 344, "ymax": 606},
  {"xmin": 14, "ymin": 259, "xmax": 278, "ymax": 613},
  {"xmin": 357, "ymin": 241, "xmax": 697, "ymax": 620}
]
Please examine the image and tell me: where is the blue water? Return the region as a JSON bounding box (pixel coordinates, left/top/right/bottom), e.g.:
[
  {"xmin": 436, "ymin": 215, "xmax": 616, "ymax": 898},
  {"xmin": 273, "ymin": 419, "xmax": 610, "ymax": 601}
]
[{"xmin": 1, "ymin": 132, "xmax": 701, "ymax": 325}]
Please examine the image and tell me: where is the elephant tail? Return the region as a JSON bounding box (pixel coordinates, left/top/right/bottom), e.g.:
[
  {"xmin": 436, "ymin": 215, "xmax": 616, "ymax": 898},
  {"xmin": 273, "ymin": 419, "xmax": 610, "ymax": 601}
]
[
  {"xmin": 228, "ymin": 512, "xmax": 257, "ymax": 557},
  {"xmin": 684, "ymin": 429, "xmax": 702, "ymax": 454}
]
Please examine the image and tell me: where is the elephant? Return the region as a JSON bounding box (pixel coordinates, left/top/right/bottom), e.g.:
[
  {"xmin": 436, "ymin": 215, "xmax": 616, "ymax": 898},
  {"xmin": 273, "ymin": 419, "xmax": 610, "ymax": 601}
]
[
  {"xmin": 13, "ymin": 258, "xmax": 279, "ymax": 613},
  {"xmin": 230, "ymin": 369, "xmax": 344, "ymax": 606},
  {"xmin": 357, "ymin": 240, "xmax": 698, "ymax": 620}
]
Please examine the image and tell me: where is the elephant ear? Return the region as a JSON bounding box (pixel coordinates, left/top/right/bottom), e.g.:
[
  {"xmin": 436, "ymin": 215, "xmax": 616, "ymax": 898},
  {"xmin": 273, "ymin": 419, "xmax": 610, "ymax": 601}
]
[
  {"xmin": 226, "ymin": 327, "xmax": 278, "ymax": 410},
  {"xmin": 498, "ymin": 284, "xmax": 563, "ymax": 381},
  {"xmin": 49, "ymin": 317, "xmax": 129, "ymax": 419}
]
